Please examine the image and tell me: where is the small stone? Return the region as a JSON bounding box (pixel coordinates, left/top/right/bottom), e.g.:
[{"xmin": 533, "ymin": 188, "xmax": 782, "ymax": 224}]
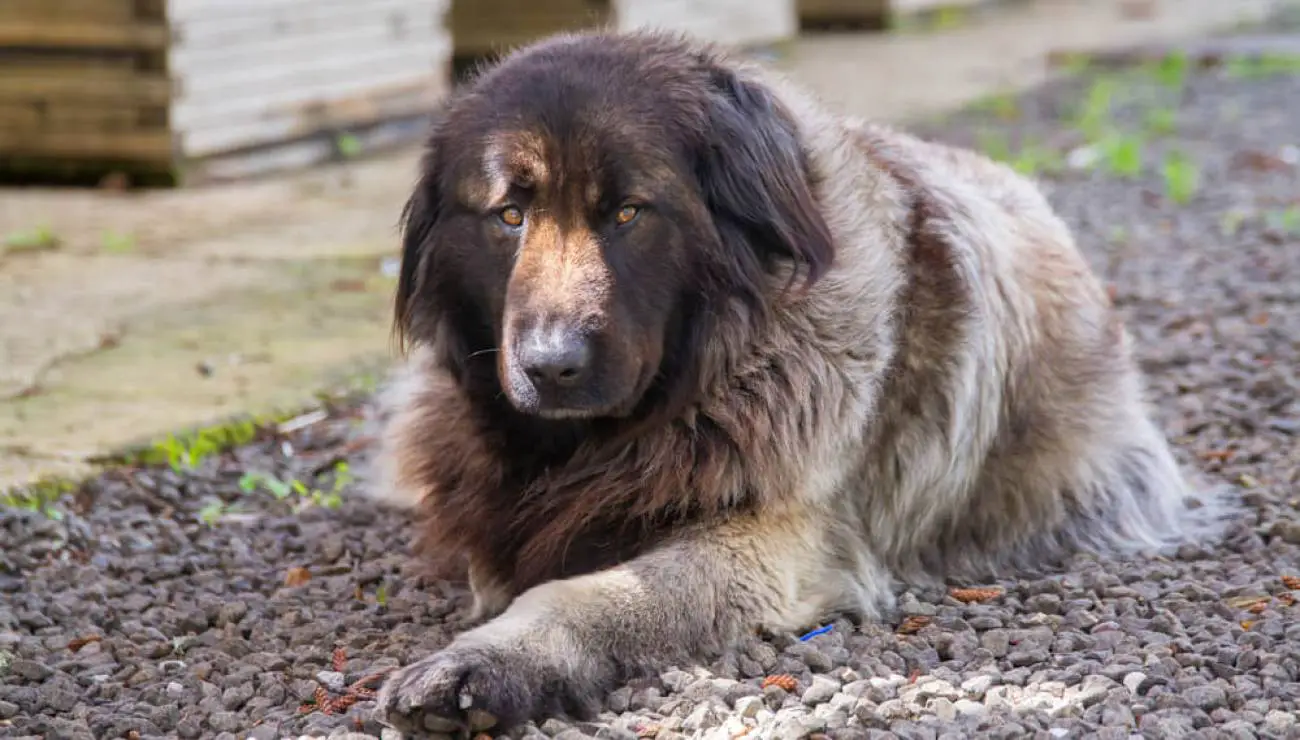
[
  {"xmin": 0, "ymin": 700, "xmax": 17, "ymax": 718},
  {"xmin": 166, "ymin": 681, "xmax": 186, "ymax": 699},
  {"xmin": 316, "ymin": 670, "xmax": 346, "ymax": 692},
  {"xmin": 380, "ymin": 730, "xmax": 404, "ymax": 740},
  {"xmin": 736, "ymin": 695, "xmax": 764, "ymax": 718},
  {"xmin": 931, "ymin": 697, "xmax": 957, "ymax": 722},
  {"xmin": 9, "ymin": 659, "xmax": 52, "ymax": 682},
  {"xmin": 467, "ymin": 709, "xmax": 498, "ymax": 731},
  {"xmin": 1122, "ymin": 672, "xmax": 1146, "ymax": 695},
  {"xmin": 246, "ymin": 724, "xmax": 279, "ymax": 740},
  {"xmin": 1184, "ymin": 684, "xmax": 1227, "ymax": 711},
  {"xmin": 207, "ymin": 712, "xmax": 244, "ymax": 733},
  {"xmin": 607, "ymin": 686, "xmax": 632, "ymax": 713},
  {"xmin": 802, "ymin": 675, "xmax": 841, "ymax": 705},
  {"xmin": 953, "ymin": 699, "xmax": 986, "ymax": 717},
  {"xmin": 1265, "ymin": 710, "xmax": 1297, "ymax": 733},
  {"xmin": 961, "ymin": 674, "xmax": 994, "ymax": 698},
  {"xmin": 540, "ymin": 718, "xmax": 571, "ymax": 736},
  {"xmin": 682, "ymin": 704, "xmax": 721, "ymax": 732}
]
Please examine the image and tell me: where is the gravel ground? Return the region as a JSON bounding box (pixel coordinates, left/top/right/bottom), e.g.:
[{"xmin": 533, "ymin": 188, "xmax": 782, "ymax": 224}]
[{"xmin": 3, "ymin": 25, "xmax": 1300, "ymax": 740}]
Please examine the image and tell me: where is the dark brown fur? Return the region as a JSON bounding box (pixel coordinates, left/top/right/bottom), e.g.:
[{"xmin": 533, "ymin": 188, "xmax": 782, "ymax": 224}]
[{"xmin": 390, "ymin": 32, "xmax": 835, "ymax": 595}]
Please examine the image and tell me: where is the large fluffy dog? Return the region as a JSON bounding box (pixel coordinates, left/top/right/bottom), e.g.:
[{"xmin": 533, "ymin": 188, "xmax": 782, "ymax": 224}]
[{"xmin": 368, "ymin": 29, "xmax": 1225, "ymax": 735}]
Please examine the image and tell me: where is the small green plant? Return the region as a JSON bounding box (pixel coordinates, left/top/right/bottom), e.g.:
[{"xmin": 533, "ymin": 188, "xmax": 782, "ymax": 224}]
[
  {"xmin": 2, "ymin": 224, "xmax": 60, "ymax": 255},
  {"xmin": 1161, "ymin": 149, "xmax": 1199, "ymax": 205},
  {"xmin": 1265, "ymin": 206, "xmax": 1300, "ymax": 235},
  {"xmin": 375, "ymin": 582, "xmax": 389, "ymax": 607},
  {"xmin": 0, "ymin": 477, "xmax": 74, "ymax": 520},
  {"xmin": 336, "ymin": 133, "xmax": 362, "ymax": 159},
  {"xmin": 197, "ymin": 499, "xmax": 230, "ymax": 525},
  {"xmin": 238, "ymin": 461, "xmax": 351, "ymax": 513},
  {"xmin": 1099, "ymin": 133, "xmax": 1144, "ymax": 178},
  {"xmin": 1225, "ymin": 53, "xmax": 1300, "ymax": 79},
  {"xmin": 1150, "ymin": 50, "xmax": 1189, "ymax": 89},
  {"xmin": 1074, "ymin": 77, "xmax": 1119, "ymax": 142},
  {"xmin": 101, "ymin": 230, "xmax": 136, "ymax": 254},
  {"xmin": 143, "ymin": 419, "xmax": 262, "ymax": 472}
]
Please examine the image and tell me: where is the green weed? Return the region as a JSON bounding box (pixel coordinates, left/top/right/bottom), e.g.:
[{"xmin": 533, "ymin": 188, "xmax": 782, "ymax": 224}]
[
  {"xmin": 1149, "ymin": 50, "xmax": 1190, "ymax": 89},
  {"xmin": 1099, "ymin": 134, "xmax": 1144, "ymax": 178},
  {"xmin": 149, "ymin": 419, "xmax": 261, "ymax": 472},
  {"xmin": 1265, "ymin": 206, "xmax": 1300, "ymax": 235},
  {"xmin": 0, "ymin": 477, "xmax": 75, "ymax": 520},
  {"xmin": 238, "ymin": 461, "xmax": 352, "ymax": 514},
  {"xmin": 1225, "ymin": 53, "xmax": 1300, "ymax": 79},
  {"xmin": 1074, "ymin": 77, "xmax": 1120, "ymax": 142},
  {"xmin": 2, "ymin": 224, "xmax": 60, "ymax": 255},
  {"xmin": 1161, "ymin": 149, "xmax": 1199, "ymax": 205}
]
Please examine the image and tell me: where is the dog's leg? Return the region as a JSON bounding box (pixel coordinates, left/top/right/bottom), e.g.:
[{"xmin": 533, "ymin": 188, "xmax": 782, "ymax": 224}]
[{"xmin": 376, "ymin": 510, "xmax": 871, "ymax": 735}]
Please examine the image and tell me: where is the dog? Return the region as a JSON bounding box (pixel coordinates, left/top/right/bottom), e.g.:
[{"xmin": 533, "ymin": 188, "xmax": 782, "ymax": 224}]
[{"xmin": 367, "ymin": 28, "xmax": 1227, "ymax": 735}]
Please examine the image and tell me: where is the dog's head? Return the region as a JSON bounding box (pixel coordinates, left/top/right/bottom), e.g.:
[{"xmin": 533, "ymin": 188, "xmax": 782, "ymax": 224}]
[{"xmin": 394, "ymin": 31, "xmax": 834, "ymax": 421}]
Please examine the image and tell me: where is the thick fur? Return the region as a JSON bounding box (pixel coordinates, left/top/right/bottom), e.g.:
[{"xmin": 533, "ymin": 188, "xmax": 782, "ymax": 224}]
[{"xmin": 368, "ymin": 29, "xmax": 1230, "ymax": 735}]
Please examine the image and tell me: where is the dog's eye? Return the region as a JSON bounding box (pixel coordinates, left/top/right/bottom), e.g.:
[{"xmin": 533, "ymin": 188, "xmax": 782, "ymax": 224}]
[
  {"xmin": 499, "ymin": 206, "xmax": 524, "ymax": 228},
  {"xmin": 615, "ymin": 205, "xmax": 640, "ymax": 226}
]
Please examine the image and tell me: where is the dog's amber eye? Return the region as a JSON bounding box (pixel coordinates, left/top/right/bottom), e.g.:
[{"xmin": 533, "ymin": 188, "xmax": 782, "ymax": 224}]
[
  {"xmin": 499, "ymin": 206, "xmax": 524, "ymax": 228},
  {"xmin": 615, "ymin": 205, "xmax": 640, "ymax": 225}
]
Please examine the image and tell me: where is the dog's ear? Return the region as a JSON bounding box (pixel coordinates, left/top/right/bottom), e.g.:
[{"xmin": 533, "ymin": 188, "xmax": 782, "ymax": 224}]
[
  {"xmin": 695, "ymin": 67, "xmax": 835, "ymax": 291},
  {"xmin": 393, "ymin": 119, "xmax": 446, "ymax": 351}
]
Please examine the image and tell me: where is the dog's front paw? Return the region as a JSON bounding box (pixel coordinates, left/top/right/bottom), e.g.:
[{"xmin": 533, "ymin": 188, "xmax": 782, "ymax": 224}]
[{"xmin": 376, "ymin": 642, "xmax": 546, "ymax": 736}]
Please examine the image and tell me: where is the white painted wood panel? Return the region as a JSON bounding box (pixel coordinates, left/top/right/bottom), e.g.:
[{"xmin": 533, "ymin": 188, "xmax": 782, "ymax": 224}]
[{"xmin": 614, "ymin": 0, "xmax": 797, "ymax": 46}]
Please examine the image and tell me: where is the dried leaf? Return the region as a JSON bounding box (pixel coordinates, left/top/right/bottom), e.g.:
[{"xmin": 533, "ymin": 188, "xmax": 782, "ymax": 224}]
[
  {"xmin": 1226, "ymin": 595, "xmax": 1270, "ymax": 610},
  {"xmin": 67, "ymin": 635, "xmax": 103, "ymax": 653},
  {"xmin": 333, "ymin": 647, "xmax": 347, "ymax": 672},
  {"xmin": 284, "ymin": 566, "xmax": 311, "ymax": 587},
  {"xmin": 1240, "ymin": 620, "xmax": 1254, "ymax": 631},
  {"xmin": 1281, "ymin": 575, "xmax": 1300, "ymax": 590},
  {"xmin": 761, "ymin": 674, "xmax": 798, "ymax": 692},
  {"xmin": 950, "ymin": 586, "xmax": 1003, "ymax": 603},
  {"xmin": 897, "ymin": 615, "xmax": 931, "ymax": 634},
  {"xmin": 636, "ymin": 724, "xmax": 661, "ymax": 738},
  {"xmin": 1248, "ymin": 601, "xmax": 1268, "ymax": 615},
  {"xmin": 1231, "ymin": 150, "xmax": 1292, "ymax": 173}
]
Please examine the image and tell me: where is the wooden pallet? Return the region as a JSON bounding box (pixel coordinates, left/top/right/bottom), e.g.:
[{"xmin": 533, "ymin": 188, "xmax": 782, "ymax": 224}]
[
  {"xmin": 797, "ymin": 0, "xmax": 1007, "ymax": 31},
  {"xmin": 449, "ymin": 0, "xmax": 798, "ymax": 77},
  {"xmin": 0, "ymin": 0, "xmax": 452, "ymax": 186}
]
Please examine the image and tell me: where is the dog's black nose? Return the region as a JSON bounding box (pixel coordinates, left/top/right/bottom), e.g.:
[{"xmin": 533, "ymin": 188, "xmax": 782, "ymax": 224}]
[{"xmin": 519, "ymin": 330, "xmax": 592, "ymax": 388}]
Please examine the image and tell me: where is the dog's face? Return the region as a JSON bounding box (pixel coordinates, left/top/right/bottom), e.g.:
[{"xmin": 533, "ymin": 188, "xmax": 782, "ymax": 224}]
[{"xmin": 395, "ymin": 32, "xmax": 835, "ymax": 421}]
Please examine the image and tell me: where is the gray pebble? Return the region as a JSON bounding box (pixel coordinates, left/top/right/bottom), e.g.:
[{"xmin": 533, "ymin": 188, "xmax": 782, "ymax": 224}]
[{"xmin": 802, "ymin": 675, "xmax": 841, "ymax": 705}]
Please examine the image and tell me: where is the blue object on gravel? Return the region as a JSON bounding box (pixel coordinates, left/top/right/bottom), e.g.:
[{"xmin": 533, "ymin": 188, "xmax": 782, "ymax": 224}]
[{"xmin": 798, "ymin": 624, "xmax": 833, "ymax": 641}]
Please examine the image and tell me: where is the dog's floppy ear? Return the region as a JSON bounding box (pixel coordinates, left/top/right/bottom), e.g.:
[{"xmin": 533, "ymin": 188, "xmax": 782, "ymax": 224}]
[
  {"xmin": 393, "ymin": 118, "xmax": 446, "ymax": 351},
  {"xmin": 695, "ymin": 67, "xmax": 835, "ymax": 291}
]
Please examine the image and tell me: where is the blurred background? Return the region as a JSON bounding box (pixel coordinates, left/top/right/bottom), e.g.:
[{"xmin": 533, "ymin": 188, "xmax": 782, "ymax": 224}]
[{"xmin": 0, "ymin": 0, "xmax": 1289, "ymax": 492}]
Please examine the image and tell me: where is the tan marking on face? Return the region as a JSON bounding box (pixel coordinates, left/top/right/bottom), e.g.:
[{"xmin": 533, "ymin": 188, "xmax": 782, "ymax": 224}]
[{"xmin": 508, "ymin": 214, "xmax": 612, "ymax": 331}]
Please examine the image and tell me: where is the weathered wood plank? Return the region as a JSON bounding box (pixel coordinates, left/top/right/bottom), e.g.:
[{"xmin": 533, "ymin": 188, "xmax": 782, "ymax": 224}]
[
  {"xmin": 171, "ymin": 0, "xmax": 442, "ymax": 48},
  {"xmin": 0, "ymin": 128, "xmax": 173, "ymax": 161},
  {"xmin": 0, "ymin": 0, "xmax": 137, "ymax": 25},
  {"xmin": 0, "ymin": 21, "xmax": 168, "ymax": 51},
  {"xmin": 168, "ymin": 18, "xmax": 448, "ymax": 78},
  {"xmin": 166, "ymin": 0, "xmax": 448, "ymax": 23},
  {"xmin": 172, "ymin": 44, "xmax": 444, "ymax": 120},
  {"xmin": 179, "ymin": 80, "xmax": 440, "ymax": 157},
  {"xmin": 0, "ymin": 102, "xmax": 155, "ymax": 132},
  {"xmin": 615, "ymin": 0, "xmax": 796, "ymax": 47},
  {"xmin": 0, "ymin": 73, "xmax": 172, "ymax": 105}
]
